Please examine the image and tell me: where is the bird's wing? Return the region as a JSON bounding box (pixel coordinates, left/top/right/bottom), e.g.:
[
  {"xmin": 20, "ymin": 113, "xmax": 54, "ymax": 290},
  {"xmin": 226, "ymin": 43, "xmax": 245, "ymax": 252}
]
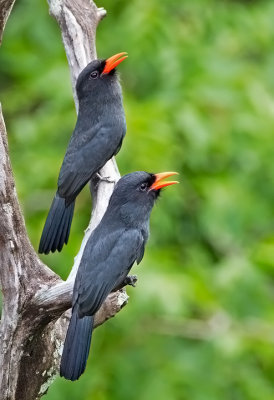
[
  {"xmin": 74, "ymin": 228, "xmax": 144, "ymax": 317},
  {"xmin": 57, "ymin": 124, "xmax": 123, "ymax": 200}
]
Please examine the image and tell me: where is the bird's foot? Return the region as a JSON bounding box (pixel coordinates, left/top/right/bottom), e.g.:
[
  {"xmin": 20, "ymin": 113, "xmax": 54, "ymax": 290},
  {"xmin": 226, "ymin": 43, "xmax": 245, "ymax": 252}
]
[
  {"xmin": 122, "ymin": 275, "xmax": 138, "ymax": 288},
  {"xmin": 112, "ymin": 275, "xmax": 138, "ymax": 292},
  {"xmin": 96, "ymin": 172, "xmax": 115, "ymax": 184}
]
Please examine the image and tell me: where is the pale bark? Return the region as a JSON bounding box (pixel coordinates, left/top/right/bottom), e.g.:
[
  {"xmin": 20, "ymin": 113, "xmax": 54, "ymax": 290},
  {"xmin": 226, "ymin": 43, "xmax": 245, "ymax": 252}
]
[
  {"xmin": 0, "ymin": 1, "xmax": 129, "ymax": 399},
  {"xmin": 0, "ymin": 0, "xmax": 16, "ymax": 44}
]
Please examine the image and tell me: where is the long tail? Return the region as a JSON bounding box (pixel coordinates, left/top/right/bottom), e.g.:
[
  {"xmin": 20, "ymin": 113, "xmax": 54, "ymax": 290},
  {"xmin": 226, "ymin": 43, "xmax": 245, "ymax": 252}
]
[
  {"xmin": 38, "ymin": 193, "xmax": 75, "ymax": 254},
  {"xmin": 60, "ymin": 309, "xmax": 94, "ymax": 381}
]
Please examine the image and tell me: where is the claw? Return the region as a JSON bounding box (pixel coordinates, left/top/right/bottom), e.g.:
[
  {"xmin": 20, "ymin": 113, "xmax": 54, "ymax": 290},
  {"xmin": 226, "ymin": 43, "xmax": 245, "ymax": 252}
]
[{"xmin": 96, "ymin": 173, "xmax": 115, "ymax": 184}]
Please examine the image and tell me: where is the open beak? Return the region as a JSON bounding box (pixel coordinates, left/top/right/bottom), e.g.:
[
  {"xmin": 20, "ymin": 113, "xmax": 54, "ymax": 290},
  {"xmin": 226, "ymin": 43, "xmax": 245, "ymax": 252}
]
[
  {"xmin": 102, "ymin": 52, "xmax": 128, "ymax": 74},
  {"xmin": 150, "ymin": 172, "xmax": 179, "ymax": 191}
]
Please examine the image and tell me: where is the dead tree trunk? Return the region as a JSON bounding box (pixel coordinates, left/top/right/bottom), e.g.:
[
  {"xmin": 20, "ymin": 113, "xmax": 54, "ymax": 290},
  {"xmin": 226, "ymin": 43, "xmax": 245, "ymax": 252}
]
[{"xmin": 0, "ymin": 1, "xmax": 128, "ymax": 399}]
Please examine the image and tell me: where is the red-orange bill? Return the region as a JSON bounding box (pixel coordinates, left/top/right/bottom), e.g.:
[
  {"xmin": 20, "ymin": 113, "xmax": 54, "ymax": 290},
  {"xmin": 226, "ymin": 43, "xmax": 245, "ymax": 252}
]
[
  {"xmin": 150, "ymin": 171, "xmax": 179, "ymax": 191},
  {"xmin": 102, "ymin": 52, "xmax": 128, "ymax": 74}
]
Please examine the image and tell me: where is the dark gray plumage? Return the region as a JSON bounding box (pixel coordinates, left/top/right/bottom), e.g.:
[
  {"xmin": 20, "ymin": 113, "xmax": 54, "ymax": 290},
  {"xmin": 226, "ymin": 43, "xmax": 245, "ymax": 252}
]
[
  {"xmin": 60, "ymin": 171, "xmax": 178, "ymax": 381},
  {"xmin": 39, "ymin": 55, "xmax": 127, "ymax": 254}
]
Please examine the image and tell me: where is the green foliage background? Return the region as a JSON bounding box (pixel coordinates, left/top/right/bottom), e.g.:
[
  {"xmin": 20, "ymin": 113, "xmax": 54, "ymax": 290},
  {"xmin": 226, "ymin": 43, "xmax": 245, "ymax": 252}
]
[{"xmin": 1, "ymin": 0, "xmax": 274, "ymax": 398}]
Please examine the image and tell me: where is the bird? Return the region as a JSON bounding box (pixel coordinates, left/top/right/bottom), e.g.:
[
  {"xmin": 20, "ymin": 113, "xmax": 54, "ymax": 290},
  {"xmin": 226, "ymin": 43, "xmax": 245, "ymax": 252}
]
[
  {"xmin": 60, "ymin": 171, "xmax": 179, "ymax": 381},
  {"xmin": 39, "ymin": 52, "xmax": 128, "ymax": 254}
]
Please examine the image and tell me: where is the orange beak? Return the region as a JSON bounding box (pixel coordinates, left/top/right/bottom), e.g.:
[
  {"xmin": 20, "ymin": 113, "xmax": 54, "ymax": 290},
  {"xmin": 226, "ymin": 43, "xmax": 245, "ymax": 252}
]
[
  {"xmin": 102, "ymin": 52, "xmax": 128, "ymax": 74},
  {"xmin": 150, "ymin": 172, "xmax": 179, "ymax": 191}
]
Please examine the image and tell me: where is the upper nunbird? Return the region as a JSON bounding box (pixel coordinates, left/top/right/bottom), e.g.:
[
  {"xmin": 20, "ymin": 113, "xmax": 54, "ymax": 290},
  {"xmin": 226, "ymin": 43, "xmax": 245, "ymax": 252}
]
[
  {"xmin": 60, "ymin": 171, "xmax": 178, "ymax": 381},
  {"xmin": 39, "ymin": 52, "xmax": 128, "ymax": 254}
]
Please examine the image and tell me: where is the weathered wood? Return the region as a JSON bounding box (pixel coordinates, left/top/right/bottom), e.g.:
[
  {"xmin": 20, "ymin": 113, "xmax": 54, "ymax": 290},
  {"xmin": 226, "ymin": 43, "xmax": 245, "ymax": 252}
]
[
  {"xmin": 0, "ymin": 0, "xmax": 16, "ymax": 44},
  {"xmin": 0, "ymin": 104, "xmax": 61, "ymax": 400}
]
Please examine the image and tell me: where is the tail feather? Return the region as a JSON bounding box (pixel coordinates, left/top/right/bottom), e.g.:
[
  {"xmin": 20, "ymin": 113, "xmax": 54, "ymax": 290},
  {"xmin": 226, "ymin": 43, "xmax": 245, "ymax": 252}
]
[
  {"xmin": 60, "ymin": 309, "xmax": 93, "ymax": 381},
  {"xmin": 50, "ymin": 205, "xmax": 68, "ymax": 252},
  {"xmin": 64, "ymin": 203, "xmax": 74, "ymax": 246},
  {"xmin": 38, "ymin": 193, "xmax": 75, "ymax": 254}
]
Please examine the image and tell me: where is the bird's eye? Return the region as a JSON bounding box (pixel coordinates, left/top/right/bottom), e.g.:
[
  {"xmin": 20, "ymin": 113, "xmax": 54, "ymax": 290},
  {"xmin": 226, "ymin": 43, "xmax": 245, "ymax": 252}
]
[
  {"xmin": 90, "ymin": 71, "xmax": 99, "ymax": 79},
  {"xmin": 140, "ymin": 183, "xmax": 147, "ymax": 192}
]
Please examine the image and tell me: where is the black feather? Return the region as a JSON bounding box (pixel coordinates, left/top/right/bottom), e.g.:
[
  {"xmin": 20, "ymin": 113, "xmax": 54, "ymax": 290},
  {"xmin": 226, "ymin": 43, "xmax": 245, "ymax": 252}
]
[
  {"xmin": 60, "ymin": 171, "xmax": 165, "ymax": 380},
  {"xmin": 38, "ymin": 194, "xmax": 75, "ymax": 254},
  {"xmin": 60, "ymin": 308, "xmax": 93, "ymax": 381}
]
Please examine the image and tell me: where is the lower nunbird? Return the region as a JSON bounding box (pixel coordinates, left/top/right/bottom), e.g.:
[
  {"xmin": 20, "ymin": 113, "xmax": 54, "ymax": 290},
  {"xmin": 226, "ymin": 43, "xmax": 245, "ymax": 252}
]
[
  {"xmin": 39, "ymin": 52, "xmax": 127, "ymax": 254},
  {"xmin": 60, "ymin": 171, "xmax": 178, "ymax": 381}
]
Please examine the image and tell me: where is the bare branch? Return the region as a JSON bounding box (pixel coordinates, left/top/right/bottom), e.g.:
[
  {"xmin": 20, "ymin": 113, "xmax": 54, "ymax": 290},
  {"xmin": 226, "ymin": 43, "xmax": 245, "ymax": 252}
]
[
  {"xmin": 48, "ymin": 0, "xmax": 106, "ymax": 108},
  {"xmin": 34, "ymin": 280, "xmax": 129, "ymax": 328},
  {"xmin": 0, "ymin": 0, "xmax": 16, "ymax": 44},
  {"xmin": 0, "ymin": 105, "xmax": 60, "ymax": 400}
]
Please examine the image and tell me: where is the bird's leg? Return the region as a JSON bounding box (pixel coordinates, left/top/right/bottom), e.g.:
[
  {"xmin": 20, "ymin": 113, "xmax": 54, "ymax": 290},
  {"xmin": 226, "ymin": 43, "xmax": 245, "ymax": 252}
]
[
  {"xmin": 96, "ymin": 172, "xmax": 115, "ymax": 184},
  {"xmin": 112, "ymin": 275, "xmax": 138, "ymax": 292}
]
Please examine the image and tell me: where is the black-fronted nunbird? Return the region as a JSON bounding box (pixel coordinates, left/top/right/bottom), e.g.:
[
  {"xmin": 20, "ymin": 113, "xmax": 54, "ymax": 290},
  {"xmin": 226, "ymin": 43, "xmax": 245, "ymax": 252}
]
[
  {"xmin": 39, "ymin": 52, "xmax": 128, "ymax": 254},
  {"xmin": 60, "ymin": 171, "xmax": 178, "ymax": 381}
]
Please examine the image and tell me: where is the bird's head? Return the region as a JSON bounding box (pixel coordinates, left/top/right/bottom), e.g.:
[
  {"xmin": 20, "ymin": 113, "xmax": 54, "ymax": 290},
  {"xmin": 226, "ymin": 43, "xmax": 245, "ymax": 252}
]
[
  {"xmin": 109, "ymin": 171, "xmax": 179, "ymax": 227},
  {"xmin": 76, "ymin": 52, "xmax": 128, "ymax": 100}
]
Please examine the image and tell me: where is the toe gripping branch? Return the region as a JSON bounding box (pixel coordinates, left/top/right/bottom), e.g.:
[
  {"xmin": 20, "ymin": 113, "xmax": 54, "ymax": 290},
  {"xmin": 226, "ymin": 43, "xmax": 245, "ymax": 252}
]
[{"xmin": 113, "ymin": 275, "xmax": 138, "ymax": 292}]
